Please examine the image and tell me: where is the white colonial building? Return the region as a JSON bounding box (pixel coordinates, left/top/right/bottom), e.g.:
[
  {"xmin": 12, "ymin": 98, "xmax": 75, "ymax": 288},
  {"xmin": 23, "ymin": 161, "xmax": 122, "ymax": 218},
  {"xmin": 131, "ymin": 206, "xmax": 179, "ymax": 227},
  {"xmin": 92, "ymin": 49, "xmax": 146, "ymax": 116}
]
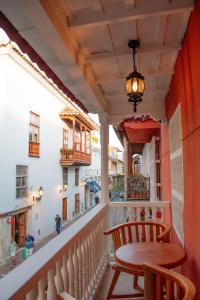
[{"xmin": 0, "ymin": 41, "xmax": 95, "ymax": 263}]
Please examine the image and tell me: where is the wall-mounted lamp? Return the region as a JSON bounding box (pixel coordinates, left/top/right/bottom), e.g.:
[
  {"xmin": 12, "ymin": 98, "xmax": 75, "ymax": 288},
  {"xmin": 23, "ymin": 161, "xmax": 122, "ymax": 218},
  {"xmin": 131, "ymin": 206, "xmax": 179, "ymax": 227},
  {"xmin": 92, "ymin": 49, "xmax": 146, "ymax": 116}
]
[
  {"xmin": 59, "ymin": 184, "xmax": 68, "ymax": 193},
  {"xmin": 33, "ymin": 187, "xmax": 44, "ymax": 202}
]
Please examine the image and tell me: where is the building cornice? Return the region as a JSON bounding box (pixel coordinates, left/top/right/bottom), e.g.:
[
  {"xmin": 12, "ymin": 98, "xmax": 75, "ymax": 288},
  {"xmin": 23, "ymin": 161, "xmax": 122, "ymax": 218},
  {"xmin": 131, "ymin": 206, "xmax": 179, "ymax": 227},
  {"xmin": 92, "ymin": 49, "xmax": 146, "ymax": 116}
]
[
  {"xmin": 0, "ymin": 11, "xmax": 87, "ymax": 113},
  {"xmin": 0, "ymin": 42, "xmax": 93, "ymax": 124}
]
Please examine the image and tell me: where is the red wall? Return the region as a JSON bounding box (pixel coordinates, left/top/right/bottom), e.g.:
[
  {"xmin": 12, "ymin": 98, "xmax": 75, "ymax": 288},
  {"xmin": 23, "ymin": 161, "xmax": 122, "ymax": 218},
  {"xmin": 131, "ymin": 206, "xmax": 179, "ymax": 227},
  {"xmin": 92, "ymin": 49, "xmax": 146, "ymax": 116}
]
[{"xmin": 165, "ymin": 0, "xmax": 200, "ymax": 295}]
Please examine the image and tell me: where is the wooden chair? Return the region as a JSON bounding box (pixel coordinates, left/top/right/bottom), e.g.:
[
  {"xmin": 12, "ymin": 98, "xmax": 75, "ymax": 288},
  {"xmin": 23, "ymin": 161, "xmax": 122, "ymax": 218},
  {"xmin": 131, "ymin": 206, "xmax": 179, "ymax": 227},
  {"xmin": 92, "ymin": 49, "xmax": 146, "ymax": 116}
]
[
  {"xmin": 143, "ymin": 263, "xmax": 196, "ymax": 300},
  {"xmin": 104, "ymin": 221, "xmax": 171, "ymax": 300}
]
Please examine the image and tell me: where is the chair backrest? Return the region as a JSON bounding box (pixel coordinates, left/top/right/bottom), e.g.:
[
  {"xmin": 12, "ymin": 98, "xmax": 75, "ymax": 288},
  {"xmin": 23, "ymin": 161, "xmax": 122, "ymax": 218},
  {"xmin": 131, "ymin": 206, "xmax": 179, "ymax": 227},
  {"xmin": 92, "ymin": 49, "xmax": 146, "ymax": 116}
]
[
  {"xmin": 143, "ymin": 263, "xmax": 196, "ymax": 300},
  {"xmin": 104, "ymin": 221, "xmax": 170, "ymax": 252}
]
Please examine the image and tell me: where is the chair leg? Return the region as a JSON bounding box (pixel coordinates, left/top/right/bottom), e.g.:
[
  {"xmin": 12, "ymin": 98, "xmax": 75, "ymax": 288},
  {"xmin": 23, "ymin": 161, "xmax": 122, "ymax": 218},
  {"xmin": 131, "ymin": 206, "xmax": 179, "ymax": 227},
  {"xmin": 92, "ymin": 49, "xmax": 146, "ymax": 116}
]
[
  {"xmin": 106, "ymin": 269, "xmax": 121, "ymax": 300},
  {"xmin": 133, "ymin": 274, "xmax": 138, "ymax": 289},
  {"xmin": 133, "ymin": 274, "xmax": 144, "ymax": 293}
]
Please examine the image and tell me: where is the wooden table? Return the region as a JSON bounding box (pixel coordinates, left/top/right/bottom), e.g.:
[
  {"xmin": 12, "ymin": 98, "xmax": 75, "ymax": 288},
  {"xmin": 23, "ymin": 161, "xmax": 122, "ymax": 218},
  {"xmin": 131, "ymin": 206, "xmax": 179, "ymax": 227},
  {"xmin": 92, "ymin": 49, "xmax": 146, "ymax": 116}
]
[
  {"xmin": 115, "ymin": 242, "xmax": 186, "ymax": 270},
  {"xmin": 115, "ymin": 242, "xmax": 186, "ymax": 300}
]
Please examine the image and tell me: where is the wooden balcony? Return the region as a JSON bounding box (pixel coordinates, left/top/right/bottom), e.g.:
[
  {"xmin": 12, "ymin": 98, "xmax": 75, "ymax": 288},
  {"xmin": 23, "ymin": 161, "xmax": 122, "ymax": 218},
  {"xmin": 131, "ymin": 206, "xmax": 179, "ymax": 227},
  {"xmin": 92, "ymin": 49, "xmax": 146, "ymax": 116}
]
[
  {"xmin": 60, "ymin": 148, "xmax": 91, "ymax": 166},
  {"xmin": 0, "ymin": 201, "xmax": 172, "ymax": 300},
  {"xmin": 29, "ymin": 141, "xmax": 40, "ymax": 157}
]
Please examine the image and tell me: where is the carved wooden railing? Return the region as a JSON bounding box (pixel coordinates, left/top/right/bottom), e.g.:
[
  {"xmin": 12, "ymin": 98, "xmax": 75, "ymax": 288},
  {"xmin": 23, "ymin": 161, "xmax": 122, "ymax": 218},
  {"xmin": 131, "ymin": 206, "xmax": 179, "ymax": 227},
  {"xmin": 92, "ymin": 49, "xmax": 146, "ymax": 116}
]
[
  {"xmin": 0, "ymin": 204, "xmax": 108, "ymax": 300},
  {"xmin": 60, "ymin": 148, "xmax": 91, "ymax": 165},
  {"xmin": 60, "ymin": 148, "xmax": 74, "ymax": 160}
]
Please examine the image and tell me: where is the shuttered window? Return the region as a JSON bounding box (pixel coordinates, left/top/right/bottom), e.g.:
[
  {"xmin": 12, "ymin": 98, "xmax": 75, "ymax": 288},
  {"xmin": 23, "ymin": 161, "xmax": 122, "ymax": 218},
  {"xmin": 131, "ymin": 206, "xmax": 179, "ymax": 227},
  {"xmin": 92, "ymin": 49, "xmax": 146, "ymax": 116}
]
[{"xmin": 16, "ymin": 165, "xmax": 28, "ymax": 198}]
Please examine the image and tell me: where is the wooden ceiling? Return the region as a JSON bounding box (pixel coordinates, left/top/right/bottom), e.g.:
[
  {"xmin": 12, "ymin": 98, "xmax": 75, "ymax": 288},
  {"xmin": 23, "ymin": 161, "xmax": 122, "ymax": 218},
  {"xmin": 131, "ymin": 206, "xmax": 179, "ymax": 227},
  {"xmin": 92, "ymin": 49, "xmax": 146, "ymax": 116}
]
[{"xmin": 0, "ymin": 0, "xmax": 193, "ymax": 124}]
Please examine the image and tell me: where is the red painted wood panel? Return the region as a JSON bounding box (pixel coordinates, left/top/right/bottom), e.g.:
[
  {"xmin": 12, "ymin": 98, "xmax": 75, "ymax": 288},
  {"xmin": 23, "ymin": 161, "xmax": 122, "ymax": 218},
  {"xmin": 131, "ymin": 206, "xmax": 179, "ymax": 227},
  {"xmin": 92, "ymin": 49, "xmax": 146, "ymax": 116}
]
[
  {"xmin": 160, "ymin": 125, "xmax": 171, "ymax": 225},
  {"xmin": 165, "ymin": 0, "xmax": 200, "ymax": 296}
]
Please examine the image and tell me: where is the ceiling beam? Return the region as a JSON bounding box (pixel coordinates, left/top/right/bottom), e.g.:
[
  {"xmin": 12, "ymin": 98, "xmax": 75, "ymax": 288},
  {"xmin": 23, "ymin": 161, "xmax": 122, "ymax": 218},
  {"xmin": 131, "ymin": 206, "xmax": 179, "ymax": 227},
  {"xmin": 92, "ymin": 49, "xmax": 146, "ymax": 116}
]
[
  {"xmin": 85, "ymin": 43, "xmax": 181, "ymax": 63},
  {"xmin": 105, "ymin": 89, "xmax": 167, "ymax": 98},
  {"xmin": 67, "ymin": 0, "xmax": 193, "ymax": 29},
  {"xmin": 96, "ymin": 68, "xmax": 173, "ymax": 84}
]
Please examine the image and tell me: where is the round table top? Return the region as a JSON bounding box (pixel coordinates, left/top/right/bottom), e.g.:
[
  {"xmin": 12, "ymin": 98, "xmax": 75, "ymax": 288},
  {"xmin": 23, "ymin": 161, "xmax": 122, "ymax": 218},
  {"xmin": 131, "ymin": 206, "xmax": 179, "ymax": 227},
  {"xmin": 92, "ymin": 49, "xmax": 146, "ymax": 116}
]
[{"xmin": 115, "ymin": 242, "xmax": 186, "ymax": 271}]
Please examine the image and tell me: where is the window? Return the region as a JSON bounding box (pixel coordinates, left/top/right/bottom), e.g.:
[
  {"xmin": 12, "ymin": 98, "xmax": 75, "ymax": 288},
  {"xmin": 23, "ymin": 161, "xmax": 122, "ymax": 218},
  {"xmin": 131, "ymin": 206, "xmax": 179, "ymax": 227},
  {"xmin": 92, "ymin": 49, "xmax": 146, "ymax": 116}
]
[
  {"xmin": 62, "ymin": 198, "xmax": 67, "ymax": 221},
  {"xmin": 75, "ymin": 127, "xmax": 81, "ymax": 151},
  {"xmin": 63, "ymin": 168, "xmax": 68, "ymax": 186},
  {"xmin": 82, "ymin": 127, "xmax": 85, "ymax": 152},
  {"xmin": 29, "ymin": 112, "xmax": 40, "ymax": 143},
  {"xmin": 29, "ymin": 112, "xmax": 40, "ymax": 157},
  {"xmin": 111, "ymin": 161, "xmax": 117, "ymax": 172},
  {"xmin": 16, "ymin": 165, "xmax": 28, "ymax": 198},
  {"xmin": 86, "ymin": 130, "xmax": 90, "ymax": 154},
  {"xmin": 75, "ymin": 193, "xmax": 80, "ymax": 214},
  {"xmin": 75, "ymin": 168, "xmax": 79, "ymax": 186},
  {"xmin": 63, "ymin": 129, "xmax": 68, "ymax": 148}
]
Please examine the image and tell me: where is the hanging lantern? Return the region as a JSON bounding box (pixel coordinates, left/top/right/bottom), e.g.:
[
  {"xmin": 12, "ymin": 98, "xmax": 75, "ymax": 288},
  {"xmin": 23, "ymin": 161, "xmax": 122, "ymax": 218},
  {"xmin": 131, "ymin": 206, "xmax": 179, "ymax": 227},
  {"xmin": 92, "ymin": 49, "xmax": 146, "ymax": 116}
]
[{"xmin": 125, "ymin": 40, "xmax": 145, "ymax": 112}]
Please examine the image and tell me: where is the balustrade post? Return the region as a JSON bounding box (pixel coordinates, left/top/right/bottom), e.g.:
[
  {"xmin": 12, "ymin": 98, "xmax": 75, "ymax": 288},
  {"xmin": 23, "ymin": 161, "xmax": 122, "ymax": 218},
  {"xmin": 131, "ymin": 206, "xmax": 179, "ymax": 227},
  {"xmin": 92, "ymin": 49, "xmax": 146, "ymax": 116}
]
[
  {"xmin": 73, "ymin": 241, "xmax": 79, "ymax": 299},
  {"xmin": 81, "ymin": 234, "xmax": 87, "ymax": 300},
  {"xmin": 77, "ymin": 238, "xmax": 83, "ymax": 299},
  {"xmin": 38, "ymin": 277, "xmax": 47, "ymax": 300},
  {"xmin": 47, "ymin": 267, "xmax": 57, "ymax": 300},
  {"xmin": 68, "ymin": 245, "xmax": 75, "ymax": 297},
  {"xmin": 87, "ymin": 229, "xmax": 92, "ymax": 298},
  {"xmin": 55, "ymin": 259, "xmax": 64, "ymax": 294},
  {"xmin": 62, "ymin": 254, "xmax": 69, "ymax": 293},
  {"xmin": 26, "ymin": 286, "xmax": 38, "ymax": 300},
  {"xmin": 89, "ymin": 229, "xmax": 95, "ymax": 294},
  {"xmin": 84, "ymin": 230, "xmax": 90, "ymax": 299}
]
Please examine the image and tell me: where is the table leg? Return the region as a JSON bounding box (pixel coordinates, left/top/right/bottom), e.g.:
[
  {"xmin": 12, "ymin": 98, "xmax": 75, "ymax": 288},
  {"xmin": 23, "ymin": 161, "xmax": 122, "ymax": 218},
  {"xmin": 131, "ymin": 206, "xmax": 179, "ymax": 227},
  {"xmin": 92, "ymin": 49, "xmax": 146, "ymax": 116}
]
[{"xmin": 144, "ymin": 271, "xmax": 156, "ymax": 300}]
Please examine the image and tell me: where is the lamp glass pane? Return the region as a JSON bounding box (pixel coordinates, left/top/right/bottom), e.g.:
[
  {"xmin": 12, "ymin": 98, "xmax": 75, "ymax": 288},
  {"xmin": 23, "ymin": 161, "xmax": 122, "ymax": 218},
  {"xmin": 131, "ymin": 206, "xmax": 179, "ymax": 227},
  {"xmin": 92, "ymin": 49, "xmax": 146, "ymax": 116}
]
[
  {"xmin": 132, "ymin": 78, "xmax": 139, "ymax": 92},
  {"xmin": 125, "ymin": 78, "xmax": 132, "ymax": 94},
  {"xmin": 138, "ymin": 79, "xmax": 145, "ymax": 93}
]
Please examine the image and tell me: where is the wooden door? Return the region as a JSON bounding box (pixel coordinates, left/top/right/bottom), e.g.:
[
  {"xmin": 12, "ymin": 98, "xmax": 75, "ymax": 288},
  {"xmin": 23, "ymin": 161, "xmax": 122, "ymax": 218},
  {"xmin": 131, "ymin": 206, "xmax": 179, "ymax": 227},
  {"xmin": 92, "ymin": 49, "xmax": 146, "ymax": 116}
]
[
  {"xmin": 18, "ymin": 212, "xmax": 26, "ymax": 247},
  {"xmin": 75, "ymin": 194, "xmax": 80, "ymax": 214},
  {"xmin": 11, "ymin": 216, "xmax": 15, "ymax": 241},
  {"xmin": 62, "ymin": 198, "xmax": 67, "ymax": 221}
]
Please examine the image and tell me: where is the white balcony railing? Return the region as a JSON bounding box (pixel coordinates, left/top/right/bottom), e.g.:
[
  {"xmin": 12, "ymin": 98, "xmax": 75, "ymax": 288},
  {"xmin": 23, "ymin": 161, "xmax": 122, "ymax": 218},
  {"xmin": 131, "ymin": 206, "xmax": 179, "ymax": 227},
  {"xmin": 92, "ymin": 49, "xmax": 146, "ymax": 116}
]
[
  {"xmin": 109, "ymin": 201, "xmax": 171, "ymax": 227},
  {"xmin": 0, "ymin": 201, "xmax": 171, "ymax": 300},
  {"xmin": 0, "ymin": 204, "xmax": 108, "ymax": 300}
]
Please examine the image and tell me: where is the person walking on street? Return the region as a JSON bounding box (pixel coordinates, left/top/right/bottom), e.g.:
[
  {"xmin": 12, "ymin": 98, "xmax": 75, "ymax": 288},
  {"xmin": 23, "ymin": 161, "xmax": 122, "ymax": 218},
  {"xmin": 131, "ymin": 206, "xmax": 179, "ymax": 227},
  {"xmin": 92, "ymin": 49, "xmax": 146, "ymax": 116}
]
[
  {"xmin": 55, "ymin": 214, "xmax": 62, "ymax": 234},
  {"xmin": 9, "ymin": 240, "xmax": 18, "ymax": 267},
  {"xmin": 25, "ymin": 233, "xmax": 34, "ymax": 257}
]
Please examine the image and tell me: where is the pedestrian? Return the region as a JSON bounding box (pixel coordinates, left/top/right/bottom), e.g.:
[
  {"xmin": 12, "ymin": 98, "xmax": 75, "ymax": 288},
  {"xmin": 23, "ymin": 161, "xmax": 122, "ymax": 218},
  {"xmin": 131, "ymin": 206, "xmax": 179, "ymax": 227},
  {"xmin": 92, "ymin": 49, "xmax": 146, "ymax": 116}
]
[
  {"xmin": 140, "ymin": 207, "xmax": 145, "ymax": 221},
  {"xmin": 25, "ymin": 233, "xmax": 34, "ymax": 257},
  {"xmin": 95, "ymin": 195, "xmax": 99, "ymax": 204},
  {"xmin": 55, "ymin": 214, "xmax": 62, "ymax": 234},
  {"xmin": 9, "ymin": 239, "xmax": 18, "ymax": 267}
]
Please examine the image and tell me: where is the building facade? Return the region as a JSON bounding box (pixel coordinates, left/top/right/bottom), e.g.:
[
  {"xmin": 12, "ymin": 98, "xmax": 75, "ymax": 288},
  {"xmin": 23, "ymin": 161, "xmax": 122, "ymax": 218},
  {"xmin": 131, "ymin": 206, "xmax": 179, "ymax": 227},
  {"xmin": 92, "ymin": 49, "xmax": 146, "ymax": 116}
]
[
  {"xmin": 83, "ymin": 128, "xmax": 101, "ymax": 209},
  {"xmin": 0, "ymin": 42, "xmax": 94, "ymax": 262}
]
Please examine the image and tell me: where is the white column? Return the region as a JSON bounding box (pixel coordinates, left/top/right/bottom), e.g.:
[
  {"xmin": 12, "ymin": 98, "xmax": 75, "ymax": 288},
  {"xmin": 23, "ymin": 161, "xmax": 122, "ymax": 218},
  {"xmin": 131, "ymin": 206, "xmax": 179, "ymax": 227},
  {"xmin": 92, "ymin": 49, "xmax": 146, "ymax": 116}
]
[
  {"xmin": 124, "ymin": 137, "xmax": 128, "ymax": 200},
  {"xmin": 100, "ymin": 116, "xmax": 109, "ymax": 204}
]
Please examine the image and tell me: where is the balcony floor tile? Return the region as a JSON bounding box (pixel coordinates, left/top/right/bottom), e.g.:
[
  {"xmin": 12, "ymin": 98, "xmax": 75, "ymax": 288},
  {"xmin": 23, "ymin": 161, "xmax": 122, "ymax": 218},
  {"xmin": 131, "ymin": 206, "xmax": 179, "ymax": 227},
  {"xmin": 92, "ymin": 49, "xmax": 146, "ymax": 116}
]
[{"xmin": 95, "ymin": 264, "xmax": 144, "ymax": 300}]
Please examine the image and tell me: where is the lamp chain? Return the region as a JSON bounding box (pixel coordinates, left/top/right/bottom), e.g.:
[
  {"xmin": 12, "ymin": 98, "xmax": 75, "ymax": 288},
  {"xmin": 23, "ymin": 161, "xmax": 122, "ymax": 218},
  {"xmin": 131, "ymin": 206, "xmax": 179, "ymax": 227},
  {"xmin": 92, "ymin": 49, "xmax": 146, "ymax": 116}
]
[{"xmin": 133, "ymin": 48, "xmax": 137, "ymax": 71}]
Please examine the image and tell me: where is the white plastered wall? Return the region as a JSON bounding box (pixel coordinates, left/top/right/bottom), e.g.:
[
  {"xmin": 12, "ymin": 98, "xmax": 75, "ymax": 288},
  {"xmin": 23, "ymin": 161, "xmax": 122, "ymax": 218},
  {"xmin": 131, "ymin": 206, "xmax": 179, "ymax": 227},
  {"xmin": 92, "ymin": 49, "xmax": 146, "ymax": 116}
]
[{"xmin": 0, "ymin": 49, "xmax": 86, "ymax": 260}]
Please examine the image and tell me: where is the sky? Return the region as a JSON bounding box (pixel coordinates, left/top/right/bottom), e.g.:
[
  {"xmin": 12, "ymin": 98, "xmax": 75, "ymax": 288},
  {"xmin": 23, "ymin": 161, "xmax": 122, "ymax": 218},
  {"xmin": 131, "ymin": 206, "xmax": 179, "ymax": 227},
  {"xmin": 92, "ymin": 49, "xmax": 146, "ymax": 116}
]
[
  {"xmin": 88, "ymin": 113, "xmax": 123, "ymax": 151},
  {"xmin": 0, "ymin": 28, "xmax": 9, "ymax": 44}
]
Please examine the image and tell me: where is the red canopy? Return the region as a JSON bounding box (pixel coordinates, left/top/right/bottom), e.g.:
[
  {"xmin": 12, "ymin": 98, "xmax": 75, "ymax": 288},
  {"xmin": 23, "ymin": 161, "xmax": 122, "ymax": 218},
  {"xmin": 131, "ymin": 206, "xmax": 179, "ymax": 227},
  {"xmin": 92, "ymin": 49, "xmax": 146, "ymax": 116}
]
[{"xmin": 120, "ymin": 115, "xmax": 160, "ymax": 144}]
